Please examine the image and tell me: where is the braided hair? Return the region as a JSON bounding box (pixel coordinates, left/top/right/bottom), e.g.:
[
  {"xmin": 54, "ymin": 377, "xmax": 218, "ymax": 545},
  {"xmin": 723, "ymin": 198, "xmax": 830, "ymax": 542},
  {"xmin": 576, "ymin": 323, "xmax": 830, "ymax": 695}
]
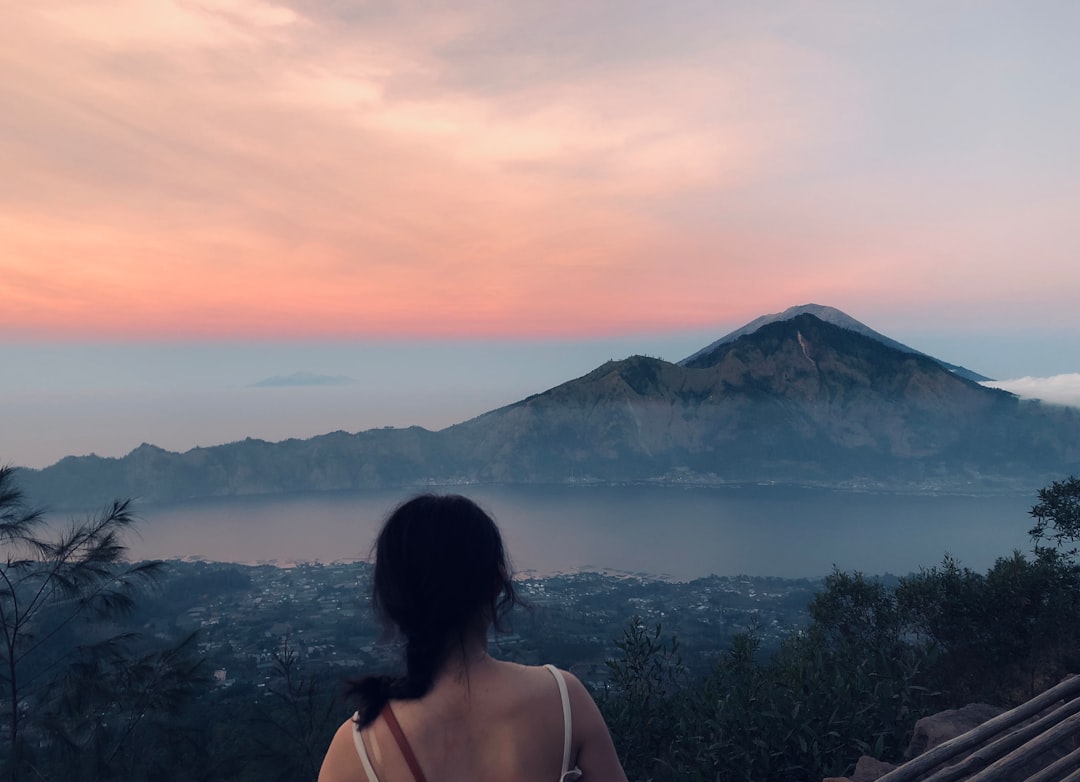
[{"xmin": 347, "ymin": 494, "xmax": 518, "ymax": 725}]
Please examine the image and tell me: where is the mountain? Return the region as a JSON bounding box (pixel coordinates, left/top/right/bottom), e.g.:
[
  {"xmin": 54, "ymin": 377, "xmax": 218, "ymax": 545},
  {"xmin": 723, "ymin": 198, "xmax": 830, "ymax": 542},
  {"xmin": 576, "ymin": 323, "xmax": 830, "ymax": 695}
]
[
  {"xmin": 440, "ymin": 313, "xmax": 1073, "ymax": 488},
  {"xmin": 18, "ymin": 309, "xmax": 1080, "ymax": 508},
  {"xmin": 681, "ymin": 304, "xmax": 991, "ymax": 382},
  {"xmin": 23, "ymin": 428, "xmax": 450, "ymax": 508}
]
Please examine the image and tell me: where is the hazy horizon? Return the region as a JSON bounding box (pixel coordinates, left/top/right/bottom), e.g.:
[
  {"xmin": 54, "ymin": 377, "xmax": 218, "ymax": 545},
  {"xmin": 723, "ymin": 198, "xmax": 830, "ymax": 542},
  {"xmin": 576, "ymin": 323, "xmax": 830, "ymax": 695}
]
[{"xmin": 6, "ymin": 322, "xmax": 1080, "ymax": 470}]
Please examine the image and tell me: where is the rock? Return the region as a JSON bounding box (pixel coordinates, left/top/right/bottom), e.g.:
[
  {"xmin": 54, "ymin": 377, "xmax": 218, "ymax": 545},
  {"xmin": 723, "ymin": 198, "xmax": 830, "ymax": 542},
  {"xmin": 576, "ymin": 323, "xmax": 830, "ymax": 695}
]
[
  {"xmin": 905, "ymin": 703, "xmax": 1005, "ymax": 759},
  {"xmin": 852, "ymin": 755, "xmax": 897, "ymax": 781},
  {"xmin": 822, "ymin": 754, "xmax": 898, "ymax": 782}
]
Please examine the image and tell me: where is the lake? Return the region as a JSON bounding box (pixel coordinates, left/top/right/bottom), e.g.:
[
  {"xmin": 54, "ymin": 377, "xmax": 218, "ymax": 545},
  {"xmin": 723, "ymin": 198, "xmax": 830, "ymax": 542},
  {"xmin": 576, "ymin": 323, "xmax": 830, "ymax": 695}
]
[{"xmin": 126, "ymin": 484, "xmax": 1038, "ymax": 580}]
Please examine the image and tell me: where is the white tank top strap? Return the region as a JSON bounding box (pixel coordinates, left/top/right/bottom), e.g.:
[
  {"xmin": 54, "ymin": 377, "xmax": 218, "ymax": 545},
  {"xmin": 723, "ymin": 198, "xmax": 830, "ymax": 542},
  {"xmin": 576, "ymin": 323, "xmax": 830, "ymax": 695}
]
[
  {"xmin": 351, "ymin": 712, "xmax": 381, "ymax": 782},
  {"xmin": 351, "ymin": 677, "xmax": 581, "ymax": 782},
  {"xmin": 544, "ymin": 664, "xmax": 583, "ymax": 781}
]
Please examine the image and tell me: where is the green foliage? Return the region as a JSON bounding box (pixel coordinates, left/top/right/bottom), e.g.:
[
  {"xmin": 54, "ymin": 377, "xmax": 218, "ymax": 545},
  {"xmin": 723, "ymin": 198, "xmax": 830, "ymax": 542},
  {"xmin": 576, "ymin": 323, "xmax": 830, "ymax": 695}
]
[
  {"xmin": 602, "ymin": 478, "xmax": 1080, "ymax": 781},
  {"xmin": 0, "ymin": 466, "xmax": 171, "ymax": 782},
  {"xmin": 246, "ymin": 638, "xmax": 341, "ymax": 782},
  {"xmin": 601, "ymin": 616, "xmax": 686, "ymax": 779},
  {"xmin": 602, "ymin": 616, "xmax": 933, "ymax": 782},
  {"xmin": 900, "ymin": 549, "xmax": 1080, "ymax": 702},
  {"xmin": 33, "ymin": 633, "xmax": 207, "ymax": 782},
  {"xmin": 808, "ymin": 570, "xmax": 905, "ymax": 656},
  {"xmin": 1029, "ymin": 475, "xmax": 1080, "ymax": 558}
]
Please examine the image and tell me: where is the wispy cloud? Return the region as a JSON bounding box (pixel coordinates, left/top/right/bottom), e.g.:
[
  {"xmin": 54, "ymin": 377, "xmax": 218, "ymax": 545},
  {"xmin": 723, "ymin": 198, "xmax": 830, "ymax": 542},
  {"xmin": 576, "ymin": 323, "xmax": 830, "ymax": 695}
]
[
  {"xmin": 3, "ymin": 1, "xmax": 1080, "ymax": 338},
  {"xmin": 983, "ymin": 375, "xmax": 1080, "ymax": 409}
]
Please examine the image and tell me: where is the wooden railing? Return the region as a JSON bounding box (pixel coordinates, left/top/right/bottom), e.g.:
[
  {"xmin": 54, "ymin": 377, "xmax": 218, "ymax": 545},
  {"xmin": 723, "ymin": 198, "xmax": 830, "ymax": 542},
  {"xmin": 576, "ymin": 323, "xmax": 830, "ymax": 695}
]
[{"xmin": 877, "ymin": 675, "xmax": 1080, "ymax": 782}]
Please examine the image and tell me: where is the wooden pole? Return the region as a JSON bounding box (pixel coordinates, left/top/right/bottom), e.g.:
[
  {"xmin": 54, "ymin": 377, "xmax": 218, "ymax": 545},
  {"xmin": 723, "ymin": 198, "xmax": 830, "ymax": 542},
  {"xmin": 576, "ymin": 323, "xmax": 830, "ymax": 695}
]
[
  {"xmin": 964, "ymin": 711, "xmax": 1080, "ymax": 782},
  {"xmin": 876, "ymin": 675, "xmax": 1080, "ymax": 782},
  {"xmin": 1024, "ymin": 745, "xmax": 1080, "ymax": 782},
  {"xmin": 922, "ymin": 696, "xmax": 1080, "ymax": 782}
]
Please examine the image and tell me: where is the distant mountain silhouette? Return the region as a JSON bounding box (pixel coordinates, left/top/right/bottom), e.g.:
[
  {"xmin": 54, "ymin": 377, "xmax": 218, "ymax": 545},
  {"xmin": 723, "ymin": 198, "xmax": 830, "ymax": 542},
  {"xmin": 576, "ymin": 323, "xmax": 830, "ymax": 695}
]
[{"xmin": 18, "ymin": 309, "xmax": 1080, "ymax": 508}]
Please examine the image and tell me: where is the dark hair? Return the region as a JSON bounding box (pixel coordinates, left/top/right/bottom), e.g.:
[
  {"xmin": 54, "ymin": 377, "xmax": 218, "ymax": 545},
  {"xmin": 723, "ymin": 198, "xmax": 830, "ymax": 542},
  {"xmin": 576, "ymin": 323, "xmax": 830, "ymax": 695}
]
[{"xmin": 347, "ymin": 494, "xmax": 518, "ymax": 725}]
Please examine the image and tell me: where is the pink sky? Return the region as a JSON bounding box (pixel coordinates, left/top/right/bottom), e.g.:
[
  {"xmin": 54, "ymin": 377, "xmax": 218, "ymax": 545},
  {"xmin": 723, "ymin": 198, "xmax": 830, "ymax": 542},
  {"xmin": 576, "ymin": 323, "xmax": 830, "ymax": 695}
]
[{"xmin": 4, "ymin": 1, "xmax": 1079, "ymax": 340}]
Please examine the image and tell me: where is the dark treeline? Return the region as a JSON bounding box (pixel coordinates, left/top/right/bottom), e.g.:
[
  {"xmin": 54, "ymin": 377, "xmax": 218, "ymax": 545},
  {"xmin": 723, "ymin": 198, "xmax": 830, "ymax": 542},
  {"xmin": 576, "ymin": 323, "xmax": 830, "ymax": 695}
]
[
  {"xmin": 602, "ymin": 476, "xmax": 1080, "ymax": 781},
  {"xmin": 2, "ymin": 465, "xmax": 1079, "ymax": 782}
]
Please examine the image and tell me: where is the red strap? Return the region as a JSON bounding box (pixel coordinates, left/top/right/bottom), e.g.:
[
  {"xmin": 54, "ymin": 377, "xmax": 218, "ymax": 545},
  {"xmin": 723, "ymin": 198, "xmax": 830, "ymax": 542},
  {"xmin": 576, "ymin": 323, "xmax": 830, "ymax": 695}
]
[{"xmin": 381, "ymin": 703, "xmax": 429, "ymax": 782}]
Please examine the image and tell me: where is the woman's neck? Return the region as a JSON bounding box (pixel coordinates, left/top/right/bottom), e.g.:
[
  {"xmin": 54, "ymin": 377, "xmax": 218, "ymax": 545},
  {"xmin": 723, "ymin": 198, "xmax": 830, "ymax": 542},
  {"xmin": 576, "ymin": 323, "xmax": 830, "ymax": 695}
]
[{"xmin": 436, "ymin": 626, "xmax": 492, "ymax": 683}]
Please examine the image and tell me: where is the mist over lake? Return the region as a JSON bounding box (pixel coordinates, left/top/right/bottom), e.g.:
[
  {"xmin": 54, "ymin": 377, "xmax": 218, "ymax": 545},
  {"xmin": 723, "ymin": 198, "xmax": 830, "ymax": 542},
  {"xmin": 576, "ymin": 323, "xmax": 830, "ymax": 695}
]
[{"xmin": 127, "ymin": 485, "xmax": 1035, "ymax": 580}]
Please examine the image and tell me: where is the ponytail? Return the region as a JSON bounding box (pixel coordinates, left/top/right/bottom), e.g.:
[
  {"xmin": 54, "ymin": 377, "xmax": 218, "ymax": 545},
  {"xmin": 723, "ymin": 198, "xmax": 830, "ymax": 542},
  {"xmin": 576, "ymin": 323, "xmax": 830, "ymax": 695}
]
[
  {"xmin": 348, "ymin": 674, "xmax": 394, "ymax": 726},
  {"xmin": 348, "ymin": 630, "xmax": 445, "ymax": 726}
]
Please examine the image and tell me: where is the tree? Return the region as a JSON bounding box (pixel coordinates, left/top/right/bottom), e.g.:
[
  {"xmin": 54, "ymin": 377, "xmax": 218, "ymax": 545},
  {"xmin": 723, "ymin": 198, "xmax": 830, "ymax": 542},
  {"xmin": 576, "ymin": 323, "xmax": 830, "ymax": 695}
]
[
  {"xmin": 808, "ymin": 569, "xmax": 904, "ymax": 656},
  {"xmin": 603, "ymin": 616, "xmax": 932, "ymax": 782},
  {"xmin": 601, "ymin": 617, "xmax": 685, "ymax": 780},
  {"xmin": 37, "ymin": 631, "xmax": 206, "ymax": 782},
  {"xmin": 246, "ymin": 637, "xmax": 341, "ymax": 782},
  {"xmin": 0, "ymin": 466, "xmax": 160, "ymax": 782},
  {"xmin": 889, "ymin": 477, "xmax": 1080, "ymax": 704},
  {"xmin": 1029, "ymin": 475, "xmax": 1080, "ymax": 559}
]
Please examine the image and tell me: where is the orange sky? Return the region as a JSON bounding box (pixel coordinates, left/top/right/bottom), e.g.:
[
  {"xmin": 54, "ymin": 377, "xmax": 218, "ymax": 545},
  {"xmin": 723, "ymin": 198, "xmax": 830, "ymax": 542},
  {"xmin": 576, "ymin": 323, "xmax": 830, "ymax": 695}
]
[{"xmin": 3, "ymin": 1, "xmax": 1080, "ymax": 339}]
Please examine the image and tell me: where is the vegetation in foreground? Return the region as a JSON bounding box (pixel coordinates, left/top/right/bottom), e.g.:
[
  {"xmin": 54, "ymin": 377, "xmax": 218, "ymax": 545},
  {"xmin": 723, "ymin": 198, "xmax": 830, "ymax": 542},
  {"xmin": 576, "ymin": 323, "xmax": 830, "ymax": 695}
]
[
  {"xmin": 3, "ymin": 465, "xmax": 1079, "ymax": 781},
  {"xmin": 601, "ymin": 476, "xmax": 1080, "ymax": 781}
]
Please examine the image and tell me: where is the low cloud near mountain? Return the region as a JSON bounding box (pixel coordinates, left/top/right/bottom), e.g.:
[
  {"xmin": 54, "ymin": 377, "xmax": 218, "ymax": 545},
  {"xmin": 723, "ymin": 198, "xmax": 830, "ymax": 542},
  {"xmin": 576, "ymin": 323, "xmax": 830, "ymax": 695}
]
[{"xmin": 982, "ymin": 374, "xmax": 1080, "ymax": 409}]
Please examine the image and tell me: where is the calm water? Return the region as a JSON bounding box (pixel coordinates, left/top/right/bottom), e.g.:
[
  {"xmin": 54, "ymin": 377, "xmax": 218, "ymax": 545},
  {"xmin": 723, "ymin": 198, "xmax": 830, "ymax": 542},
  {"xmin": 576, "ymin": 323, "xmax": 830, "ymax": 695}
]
[{"xmin": 126, "ymin": 484, "xmax": 1037, "ymax": 580}]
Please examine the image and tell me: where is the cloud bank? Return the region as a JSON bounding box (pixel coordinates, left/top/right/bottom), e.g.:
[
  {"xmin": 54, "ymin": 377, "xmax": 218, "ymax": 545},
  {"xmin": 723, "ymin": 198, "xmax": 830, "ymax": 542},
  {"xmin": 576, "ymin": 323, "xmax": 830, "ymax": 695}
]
[{"xmin": 982, "ymin": 375, "xmax": 1080, "ymax": 409}]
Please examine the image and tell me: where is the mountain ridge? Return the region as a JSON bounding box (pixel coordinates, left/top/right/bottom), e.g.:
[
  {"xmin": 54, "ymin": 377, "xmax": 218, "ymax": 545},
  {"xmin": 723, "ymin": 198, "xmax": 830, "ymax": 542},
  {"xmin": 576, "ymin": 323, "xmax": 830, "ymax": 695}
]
[{"xmin": 16, "ymin": 307, "xmax": 1080, "ymax": 508}]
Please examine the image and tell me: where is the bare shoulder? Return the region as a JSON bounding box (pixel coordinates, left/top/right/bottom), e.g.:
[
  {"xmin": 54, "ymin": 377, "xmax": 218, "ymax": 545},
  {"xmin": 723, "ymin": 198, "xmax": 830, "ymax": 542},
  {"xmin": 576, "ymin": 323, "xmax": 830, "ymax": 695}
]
[
  {"xmin": 552, "ymin": 668, "xmax": 629, "ymax": 782},
  {"xmin": 489, "ymin": 659, "xmax": 567, "ymax": 692},
  {"xmin": 318, "ymin": 717, "xmax": 361, "ymax": 782},
  {"xmin": 493, "ymin": 659, "xmax": 557, "ymax": 676},
  {"xmin": 551, "ymin": 668, "xmax": 605, "ymax": 729}
]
